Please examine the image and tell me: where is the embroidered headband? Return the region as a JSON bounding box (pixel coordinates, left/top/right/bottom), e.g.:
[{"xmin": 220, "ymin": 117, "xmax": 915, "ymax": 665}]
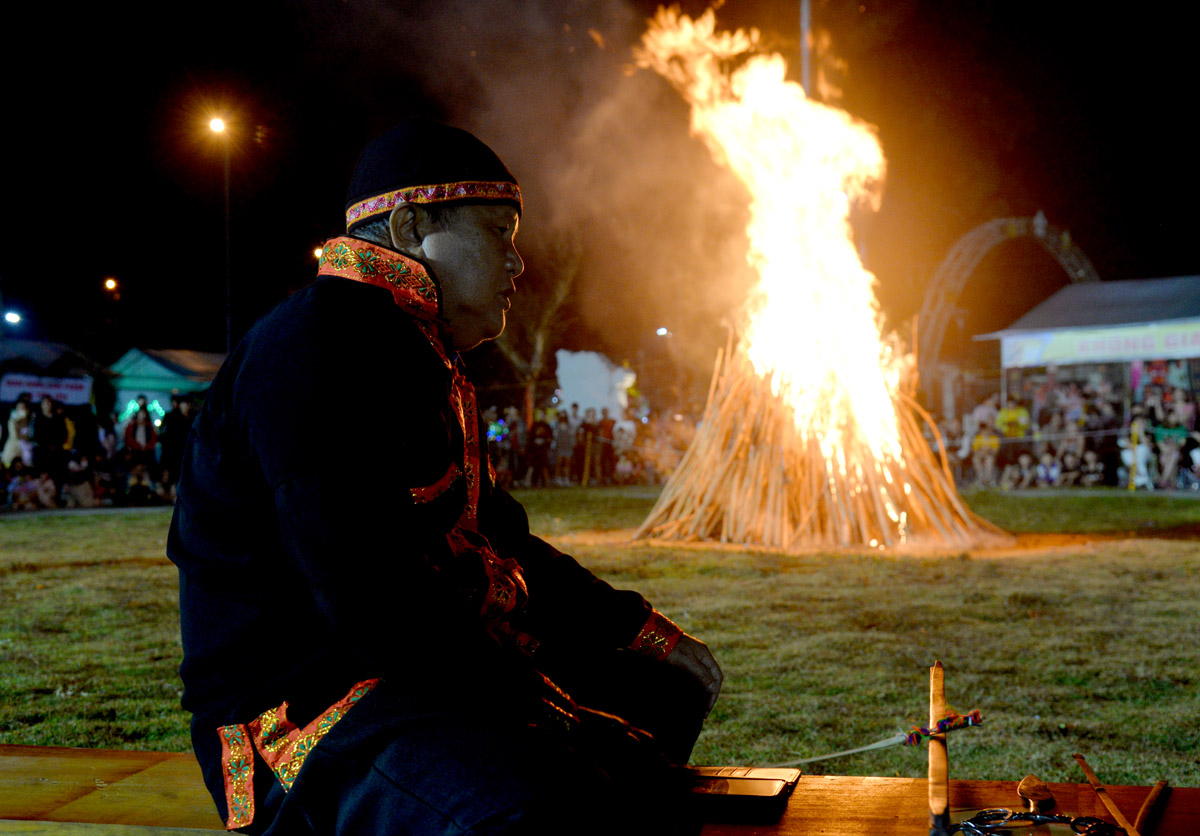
[
  {"xmin": 346, "ymin": 180, "xmax": 522, "ymax": 230},
  {"xmin": 345, "ymin": 120, "xmax": 522, "ymax": 232}
]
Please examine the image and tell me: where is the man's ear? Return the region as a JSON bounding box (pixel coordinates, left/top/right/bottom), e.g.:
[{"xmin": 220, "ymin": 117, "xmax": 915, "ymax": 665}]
[{"xmin": 388, "ymin": 203, "xmax": 424, "ymax": 257}]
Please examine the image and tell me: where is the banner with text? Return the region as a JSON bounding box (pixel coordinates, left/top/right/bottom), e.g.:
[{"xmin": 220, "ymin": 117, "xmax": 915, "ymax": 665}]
[
  {"xmin": 0, "ymin": 374, "xmax": 94, "ymax": 405},
  {"xmin": 1001, "ymin": 319, "xmax": 1200, "ymax": 368}
]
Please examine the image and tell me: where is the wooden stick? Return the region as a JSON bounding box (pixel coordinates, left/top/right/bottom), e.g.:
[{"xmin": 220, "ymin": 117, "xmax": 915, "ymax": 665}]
[
  {"xmin": 1073, "ymin": 753, "xmax": 1141, "ymax": 836},
  {"xmin": 929, "ymin": 661, "xmax": 950, "ymax": 836},
  {"xmin": 1135, "ymin": 780, "xmax": 1170, "ymax": 836}
]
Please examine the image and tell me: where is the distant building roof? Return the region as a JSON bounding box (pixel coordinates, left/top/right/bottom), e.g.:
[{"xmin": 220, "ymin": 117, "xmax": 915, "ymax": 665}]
[
  {"xmin": 109, "ymin": 348, "xmax": 226, "ymax": 394},
  {"xmin": 982, "ymin": 275, "xmax": 1200, "ymax": 337},
  {"xmin": 0, "ymin": 338, "xmax": 106, "ymax": 375}
]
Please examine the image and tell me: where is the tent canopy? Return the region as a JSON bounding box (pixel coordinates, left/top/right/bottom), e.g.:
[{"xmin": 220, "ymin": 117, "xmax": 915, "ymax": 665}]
[
  {"xmin": 976, "ymin": 276, "xmax": 1200, "ymax": 368},
  {"xmin": 109, "ymin": 349, "xmax": 225, "ymax": 395}
]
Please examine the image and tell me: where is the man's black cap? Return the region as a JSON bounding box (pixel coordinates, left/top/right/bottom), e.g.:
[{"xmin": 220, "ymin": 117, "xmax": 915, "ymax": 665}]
[{"xmin": 345, "ymin": 120, "xmax": 521, "ymax": 232}]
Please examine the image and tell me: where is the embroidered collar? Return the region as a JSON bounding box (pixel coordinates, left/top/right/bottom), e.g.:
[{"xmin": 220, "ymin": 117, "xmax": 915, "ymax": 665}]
[
  {"xmin": 317, "ymin": 237, "xmax": 459, "ymax": 367},
  {"xmin": 317, "ymin": 237, "xmax": 441, "ymax": 321}
]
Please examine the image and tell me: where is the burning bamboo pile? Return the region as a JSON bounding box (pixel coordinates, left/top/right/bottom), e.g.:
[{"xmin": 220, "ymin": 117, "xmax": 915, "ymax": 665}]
[
  {"xmin": 633, "ymin": 9, "xmax": 1006, "ymax": 550},
  {"xmin": 635, "ymin": 339, "xmax": 1004, "ymax": 549}
]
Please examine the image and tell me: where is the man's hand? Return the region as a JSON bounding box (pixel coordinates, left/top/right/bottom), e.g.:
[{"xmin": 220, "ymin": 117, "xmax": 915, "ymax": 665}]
[{"xmin": 663, "ymin": 633, "xmax": 723, "ymax": 715}]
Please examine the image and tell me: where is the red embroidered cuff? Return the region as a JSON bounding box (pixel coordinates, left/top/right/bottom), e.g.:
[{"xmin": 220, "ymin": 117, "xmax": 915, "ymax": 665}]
[
  {"xmin": 629, "ymin": 609, "xmax": 682, "ymax": 659},
  {"xmin": 218, "ymin": 679, "xmax": 379, "ymax": 830},
  {"xmin": 219, "ymin": 724, "xmax": 254, "ymax": 830}
]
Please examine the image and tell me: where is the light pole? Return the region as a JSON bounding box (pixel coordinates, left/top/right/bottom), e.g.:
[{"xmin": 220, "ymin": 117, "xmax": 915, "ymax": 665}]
[{"xmin": 210, "ymin": 117, "xmax": 232, "ymax": 354}]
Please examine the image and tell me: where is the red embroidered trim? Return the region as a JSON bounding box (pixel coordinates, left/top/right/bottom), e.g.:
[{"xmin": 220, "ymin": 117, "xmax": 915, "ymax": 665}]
[
  {"xmin": 445, "ymin": 527, "xmax": 536, "ymax": 652},
  {"xmin": 218, "ymin": 679, "xmax": 378, "ymax": 828},
  {"xmin": 318, "ymin": 237, "xmax": 441, "ymax": 323},
  {"xmin": 630, "ymin": 610, "xmax": 682, "ymax": 659},
  {"xmin": 346, "ymin": 180, "xmax": 522, "ymax": 228},
  {"xmin": 248, "ymin": 678, "xmax": 379, "ymax": 793},
  {"xmin": 318, "ymin": 238, "xmax": 485, "ymax": 529},
  {"xmin": 219, "ymin": 724, "xmax": 254, "ymax": 830},
  {"xmin": 451, "ymin": 370, "xmax": 482, "ymax": 526},
  {"xmin": 411, "ymin": 462, "xmax": 462, "ymax": 504}
]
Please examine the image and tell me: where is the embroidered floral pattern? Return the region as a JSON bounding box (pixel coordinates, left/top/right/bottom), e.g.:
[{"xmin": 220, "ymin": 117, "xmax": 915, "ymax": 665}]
[
  {"xmin": 630, "ymin": 610, "xmax": 683, "ymax": 659},
  {"xmin": 218, "ymin": 679, "xmax": 379, "ymax": 829},
  {"xmin": 345, "ymin": 180, "xmax": 522, "ymax": 228},
  {"xmin": 317, "ymin": 237, "xmax": 441, "ymax": 324},
  {"xmin": 219, "ymin": 723, "xmax": 255, "ymax": 830},
  {"xmin": 352, "ymin": 247, "xmax": 380, "ymax": 276}
]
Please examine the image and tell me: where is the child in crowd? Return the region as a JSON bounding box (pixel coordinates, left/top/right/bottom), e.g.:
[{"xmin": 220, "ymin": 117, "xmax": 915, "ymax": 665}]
[
  {"xmin": 1058, "ymin": 451, "xmax": 1082, "ymax": 487},
  {"xmin": 1036, "ymin": 452, "xmax": 1060, "ymax": 488},
  {"xmin": 35, "ymin": 472, "xmax": 58, "ymax": 509},
  {"xmin": 1080, "ymin": 449, "xmax": 1105, "ymax": 487},
  {"xmin": 123, "ymin": 462, "xmax": 157, "ymax": 506},
  {"xmin": 6, "ymin": 461, "xmax": 39, "ymax": 510},
  {"xmin": 64, "ymin": 452, "xmax": 99, "ymax": 509}
]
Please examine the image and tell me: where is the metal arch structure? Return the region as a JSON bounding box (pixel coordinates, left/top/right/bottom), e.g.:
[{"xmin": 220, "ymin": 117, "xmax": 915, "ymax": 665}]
[{"xmin": 916, "ymin": 214, "xmax": 1101, "ymax": 391}]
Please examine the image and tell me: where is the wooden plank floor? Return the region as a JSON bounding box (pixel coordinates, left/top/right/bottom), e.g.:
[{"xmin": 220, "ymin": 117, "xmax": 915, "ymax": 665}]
[
  {"xmin": 0, "ymin": 746, "xmax": 222, "ymax": 832},
  {"xmin": 3, "ymin": 744, "xmax": 1197, "ymax": 834}
]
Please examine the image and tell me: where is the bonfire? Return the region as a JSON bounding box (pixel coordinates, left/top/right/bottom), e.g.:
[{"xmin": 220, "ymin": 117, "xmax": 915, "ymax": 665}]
[{"xmin": 633, "ymin": 9, "xmax": 1002, "ymax": 549}]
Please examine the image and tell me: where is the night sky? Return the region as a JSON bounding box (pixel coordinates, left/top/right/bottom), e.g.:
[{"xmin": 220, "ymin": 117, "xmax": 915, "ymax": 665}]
[{"xmin": 2, "ymin": 1, "xmax": 1194, "ymax": 402}]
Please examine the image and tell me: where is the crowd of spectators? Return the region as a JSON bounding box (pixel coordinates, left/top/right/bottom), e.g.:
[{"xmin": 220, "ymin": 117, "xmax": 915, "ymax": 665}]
[
  {"xmin": 939, "ymin": 379, "xmax": 1200, "ymax": 491},
  {"xmin": 484, "ymin": 401, "xmax": 695, "ymax": 490},
  {"xmin": 2, "ymin": 392, "xmax": 195, "ymax": 512},
  {"xmin": 3, "ymin": 392, "xmax": 695, "ymax": 512}
]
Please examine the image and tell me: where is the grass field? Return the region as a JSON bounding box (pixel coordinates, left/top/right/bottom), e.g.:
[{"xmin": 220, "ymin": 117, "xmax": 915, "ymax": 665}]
[{"xmin": 1, "ymin": 488, "xmax": 1198, "ymax": 788}]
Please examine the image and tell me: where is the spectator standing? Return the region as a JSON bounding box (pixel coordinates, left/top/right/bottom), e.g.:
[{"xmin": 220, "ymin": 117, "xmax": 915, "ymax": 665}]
[
  {"xmin": 2, "ymin": 399, "xmax": 32, "ymax": 469},
  {"xmin": 971, "ymin": 394, "xmax": 1000, "ymax": 436},
  {"xmin": 1154, "ymin": 417, "xmax": 1188, "ymax": 489},
  {"xmin": 526, "ymin": 411, "xmax": 554, "ymax": 487},
  {"xmin": 598, "ymin": 407, "xmax": 617, "ymax": 485},
  {"xmin": 577, "ymin": 407, "xmax": 599, "ymax": 485},
  {"xmin": 30, "ymin": 396, "xmax": 69, "ymax": 485},
  {"xmin": 503, "ymin": 406, "xmax": 525, "ymax": 485},
  {"xmin": 98, "ymin": 412, "xmax": 119, "ymax": 459},
  {"xmin": 123, "ymin": 409, "xmax": 159, "ymax": 469},
  {"xmin": 1172, "ymin": 389, "xmax": 1195, "ymax": 430},
  {"xmin": 553, "ymin": 411, "xmax": 574, "ymax": 485},
  {"xmin": 160, "ymin": 395, "xmax": 195, "ymax": 488}
]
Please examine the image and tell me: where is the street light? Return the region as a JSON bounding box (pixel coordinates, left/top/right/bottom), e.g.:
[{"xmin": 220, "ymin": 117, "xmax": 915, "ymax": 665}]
[
  {"xmin": 3, "ymin": 311, "xmax": 20, "ymax": 325},
  {"xmin": 210, "ymin": 115, "xmax": 232, "ymax": 354}
]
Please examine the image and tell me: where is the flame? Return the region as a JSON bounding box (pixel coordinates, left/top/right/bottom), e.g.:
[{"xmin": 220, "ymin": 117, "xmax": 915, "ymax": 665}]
[{"xmin": 636, "ymin": 8, "xmax": 902, "ymax": 464}]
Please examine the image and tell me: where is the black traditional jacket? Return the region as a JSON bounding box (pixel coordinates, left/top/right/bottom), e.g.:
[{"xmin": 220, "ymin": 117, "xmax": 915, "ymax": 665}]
[{"xmin": 167, "ymin": 238, "xmax": 680, "ymax": 826}]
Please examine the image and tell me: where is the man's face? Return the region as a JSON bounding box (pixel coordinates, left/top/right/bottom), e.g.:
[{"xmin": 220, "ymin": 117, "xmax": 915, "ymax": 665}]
[{"xmin": 420, "ymin": 204, "xmax": 522, "ymax": 351}]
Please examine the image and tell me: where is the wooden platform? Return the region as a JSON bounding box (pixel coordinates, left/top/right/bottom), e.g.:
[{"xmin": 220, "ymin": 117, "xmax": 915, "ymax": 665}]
[
  {"xmin": 2, "ymin": 745, "xmax": 1197, "ymax": 834},
  {"xmin": 0, "ymin": 745, "xmax": 222, "ymax": 833}
]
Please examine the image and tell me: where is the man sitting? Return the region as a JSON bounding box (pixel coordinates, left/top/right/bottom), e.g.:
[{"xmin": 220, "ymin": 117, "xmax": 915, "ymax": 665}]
[{"xmin": 168, "ymin": 121, "xmax": 721, "ymax": 836}]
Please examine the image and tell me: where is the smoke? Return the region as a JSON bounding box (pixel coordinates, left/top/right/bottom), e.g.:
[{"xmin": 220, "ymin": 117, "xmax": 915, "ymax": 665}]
[{"xmin": 321, "ymin": 0, "xmax": 757, "ymax": 390}]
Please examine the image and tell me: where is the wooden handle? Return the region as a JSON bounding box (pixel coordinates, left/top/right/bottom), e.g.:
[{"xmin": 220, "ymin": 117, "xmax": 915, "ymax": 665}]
[
  {"xmin": 928, "ymin": 662, "xmax": 949, "ymax": 835},
  {"xmin": 1074, "ymin": 753, "xmax": 1140, "ymax": 836},
  {"xmin": 1134, "ymin": 780, "xmax": 1170, "ymax": 836}
]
